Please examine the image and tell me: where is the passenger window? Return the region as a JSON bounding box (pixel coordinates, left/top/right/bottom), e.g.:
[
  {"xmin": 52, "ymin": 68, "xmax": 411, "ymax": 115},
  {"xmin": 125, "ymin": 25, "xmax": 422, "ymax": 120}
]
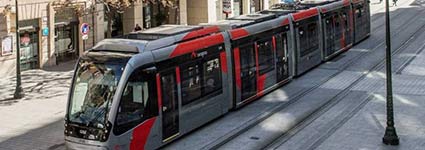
[
  {"xmin": 308, "ymin": 23, "xmax": 318, "ymax": 47},
  {"xmin": 299, "ymin": 26, "xmax": 309, "ymax": 57},
  {"xmin": 356, "ymin": 7, "xmax": 362, "ymax": 17},
  {"xmin": 257, "ymin": 38, "xmax": 274, "ymax": 74},
  {"xmin": 299, "ymin": 22, "xmax": 318, "ymax": 57},
  {"xmin": 115, "ymin": 67, "xmax": 158, "ymax": 135},
  {"xmin": 180, "ymin": 51, "xmax": 223, "ymax": 105},
  {"xmin": 342, "ymin": 12, "xmax": 350, "ymax": 32},
  {"xmin": 181, "ymin": 63, "xmax": 202, "ymax": 105},
  {"xmin": 275, "ymin": 33, "xmax": 288, "ymax": 60},
  {"xmin": 203, "ymin": 57, "xmax": 222, "ymax": 95}
]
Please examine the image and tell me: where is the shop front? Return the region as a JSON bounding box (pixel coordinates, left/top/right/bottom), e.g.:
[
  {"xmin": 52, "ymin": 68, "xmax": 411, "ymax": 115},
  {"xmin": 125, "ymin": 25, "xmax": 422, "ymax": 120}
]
[
  {"xmin": 143, "ymin": 0, "xmax": 180, "ymax": 29},
  {"xmin": 55, "ymin": 8, "xmax": 79, "ymax": 64},
  {"xmin": 251, "ymin": 0, "xmax": 264, "ymax": 12},
  {"xmin": 233, "ymin": 0, "xmax": 243, "ymax": 16},
  {"xmin": 19, "ymin": 19, "xmax": 40, "ymax": 71}
]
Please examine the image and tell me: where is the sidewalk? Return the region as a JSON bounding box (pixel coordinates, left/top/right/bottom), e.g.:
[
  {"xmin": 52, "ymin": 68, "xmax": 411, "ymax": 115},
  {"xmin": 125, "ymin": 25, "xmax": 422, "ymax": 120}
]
[{"xmin": 0, "ymin": 60, "xmax": 75, "ymax": 150}]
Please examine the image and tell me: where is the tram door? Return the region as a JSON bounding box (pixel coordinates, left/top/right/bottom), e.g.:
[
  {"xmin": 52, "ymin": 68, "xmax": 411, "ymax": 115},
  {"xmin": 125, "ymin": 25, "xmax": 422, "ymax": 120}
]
[
  {"xmin": 333, "ymin": 14, "xmax": 342, "ymax": 51},
  {"xmin": 239, "ymin": 44, "xmax": 257, "ymax": 100},
  {"xmin": 160, "ymin": 72, "xmax": 179, "ymax": 141},
  {"xmin": 324, "ymin": 15, "xmax": 335, "ymax": 56},
  {"xmin": 275, "ymin": 33, "xmax": 289, "ymax": 82}
]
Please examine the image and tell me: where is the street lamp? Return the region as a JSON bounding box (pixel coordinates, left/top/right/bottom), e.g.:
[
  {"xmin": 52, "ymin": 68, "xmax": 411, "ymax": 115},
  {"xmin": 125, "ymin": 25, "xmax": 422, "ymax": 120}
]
[
  {"xmin": 13, "ymin": 0, "xmax": 24, "ymax": 99},
  {"xmin": 382, "ymin": 0, "xmax": 399, "ymax": 145}
]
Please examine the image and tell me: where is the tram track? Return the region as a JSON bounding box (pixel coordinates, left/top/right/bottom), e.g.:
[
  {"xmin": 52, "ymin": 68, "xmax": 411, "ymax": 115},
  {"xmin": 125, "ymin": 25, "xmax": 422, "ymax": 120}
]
[
  {"xmin": 264, "ymin": 16, "xmax": 425, "ymax": 150},
  {"xmin": 201, "ymin": 3, "xmax": 425, "ymax": 150}
]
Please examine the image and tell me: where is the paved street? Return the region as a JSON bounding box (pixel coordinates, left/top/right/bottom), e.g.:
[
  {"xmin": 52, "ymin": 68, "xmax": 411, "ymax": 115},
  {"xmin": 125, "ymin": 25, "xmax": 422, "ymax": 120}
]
[
  {"xmin": 1, "ymin": 0, "xmax": 425, "ymax": 150},
  {"xmin": 0, "ymin": 61, "xmax": 74, "ymax": 150}
]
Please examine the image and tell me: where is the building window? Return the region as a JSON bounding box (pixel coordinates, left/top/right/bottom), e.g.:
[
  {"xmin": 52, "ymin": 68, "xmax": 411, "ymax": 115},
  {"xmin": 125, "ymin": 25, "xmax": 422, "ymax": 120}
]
[{"xmin": 55, "ymin": 23, "xmax": 78, "ymax": 63}]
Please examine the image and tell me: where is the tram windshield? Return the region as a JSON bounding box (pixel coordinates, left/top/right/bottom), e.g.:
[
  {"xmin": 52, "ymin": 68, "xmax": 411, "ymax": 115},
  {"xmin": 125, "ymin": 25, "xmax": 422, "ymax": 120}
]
[{"xmin": 68, "ymin": 55, "xmax": 127, "ymax": 129}]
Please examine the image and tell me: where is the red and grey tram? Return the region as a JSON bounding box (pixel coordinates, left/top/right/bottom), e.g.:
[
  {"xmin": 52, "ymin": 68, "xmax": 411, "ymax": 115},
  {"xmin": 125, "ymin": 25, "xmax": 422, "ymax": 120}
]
[{"xmin": 65, "ymin": 0, "xmax": 371, "ymax": 149}]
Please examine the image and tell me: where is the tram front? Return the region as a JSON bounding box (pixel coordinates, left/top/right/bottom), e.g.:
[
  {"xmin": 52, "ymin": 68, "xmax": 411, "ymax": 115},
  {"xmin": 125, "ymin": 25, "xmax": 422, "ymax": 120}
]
[
  {"xmin": 65, "ymin": 39, "xmax": 162, "ymax": 150},
  {"xmin": 65, "ymin": 50, "xmax": 131, "ymax": 149}
]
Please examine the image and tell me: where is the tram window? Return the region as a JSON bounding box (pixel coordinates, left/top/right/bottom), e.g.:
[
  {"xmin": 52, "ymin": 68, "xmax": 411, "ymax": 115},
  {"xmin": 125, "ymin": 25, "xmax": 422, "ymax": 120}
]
[
  {"xmin": 203, "ymin": 56, "xmax": 222, "ymax": 95},
  {"xmin": 335, "ymin": 15, "xmax": 341, "ymax": 33},
  {"xmin": 257, "ymin": 39, "xmax": 274, "ymax": 74},
  {"xmin": 275, "ymin": 33, "xmax": 288, "ymax": 59},
  {"xmin": 180, "ymin": 51, "xmax": 223, "ymax": 106},
  {"xmin": 115, "ymin": 67, "xmax": 158, "ymax": 134},
  {"xmin": 181, "ymin": 63, "xmax": 202, "ymax": 105},
  {"xmin": 356, "ymin": 7, "xmax": 363, "ymax": 17},
  {"xmin": 299, "ymin": 23, "xmax": 318, "ymax": 57},
  {"xmin": 298, "ymin": 26, "xmax": 309, "ymax": 57},
  {"xmin": 308, "ymin": 23, "xmax": 318, "ymax": 50}
]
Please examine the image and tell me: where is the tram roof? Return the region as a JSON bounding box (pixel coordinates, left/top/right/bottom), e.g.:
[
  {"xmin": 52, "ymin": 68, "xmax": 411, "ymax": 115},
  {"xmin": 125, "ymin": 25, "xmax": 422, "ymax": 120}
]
[
  {"xmin": 91, "ymin": 38, "xmax": 147, "ymax": 53},
  {"xmin": 125, "ymin": 25, "xmax": 203, "ymax": 41},
  {"xmin": 299, "ymin": 0, "xmax": 336, "ymax": 6},
  {"xmin": 199, "ymin": 19, "xmax": 255, "ymax": 31},
  {"xmin": 228, "ymin": 13, "xmax": 278, "ymax": 22},
  {"xmin": 319, "ymin": 0, "xmax": 350, "ymax": 12},
  {"xmin": 258, "ymin": 9, "xmax": 297, "ymax": 16}
]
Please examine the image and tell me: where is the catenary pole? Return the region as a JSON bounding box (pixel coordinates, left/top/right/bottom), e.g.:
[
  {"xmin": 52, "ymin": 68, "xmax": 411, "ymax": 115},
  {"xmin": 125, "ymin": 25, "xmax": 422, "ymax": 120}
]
[
  {"xmin": 14, "ymin": 0, "xmax": 24, "ymax": 99},
  {"xmin": 382, "ymin": 0, "xmax": 399, "ymax": 145}
]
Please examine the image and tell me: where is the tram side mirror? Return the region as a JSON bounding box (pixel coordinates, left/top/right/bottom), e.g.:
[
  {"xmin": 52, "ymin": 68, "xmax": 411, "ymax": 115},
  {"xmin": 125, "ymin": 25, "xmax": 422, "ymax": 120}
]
[{"xmin": 143, "ymin": 66, "xmax": 157, "ymax": 74}]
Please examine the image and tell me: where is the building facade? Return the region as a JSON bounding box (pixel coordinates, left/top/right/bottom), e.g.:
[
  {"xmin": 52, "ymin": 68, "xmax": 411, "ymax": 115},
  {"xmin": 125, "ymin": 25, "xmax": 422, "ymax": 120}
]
[
  {"xmin": 0, "ymin": 0, "xmax": 279, "ymax": 77},
  {"xmin": 0, "ymin": 0, "xmax": 104, "ymax": 77}
]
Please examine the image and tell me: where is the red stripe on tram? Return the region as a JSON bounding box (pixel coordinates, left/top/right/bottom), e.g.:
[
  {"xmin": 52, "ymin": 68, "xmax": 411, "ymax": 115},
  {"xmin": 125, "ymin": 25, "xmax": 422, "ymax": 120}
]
[
  {"xmin": 282, "ymin": 18, "xmax": 290, "ymax": 26},
  {"xmin": 175, "ymin": 67, "xmax": 181, "ymax": 84},
  {"xmin": 230, "ymin": 28, "xmax": 250, "ymax": 40},
  {"xmin": 220, "ymin": 52, "xmax": 228, "ymax": 73},
  {"xmin": 170, "ymin": 34, "xmax": 224, "ymax": 58},
  {"xmin": 272, "ymin": 36, "xmax": 277, "ymax": 52},
  {"xmin": 233, "ymin": 48, "xmax": 242, "ymax": 89},
  {"xmin": 343, "ymin": 0, "xmax": 350, "ymax": 6},
  {"xmin": 254, "ymin": 43, "xmax": 266, "ymax": 96},
  {"xmin": 292, "ymin": 8, "xmax": 319, "ymax": 22},
  {"xmin": 129, "ymin": 117, "xmax": 156, "ymax": 150},
  {"xmin": 182, "ymin": 26, "xmax": 220, "ymax": 41},
  {"xmin": 257, "ymin": 75, "xmax": 267, "ymax": 97},
  {"xmin": 156, "ymin": 74, "xmax": 162, "ymax": 110},
  {"xmin": 340, "ymin": 16, "xmax": 347, "ymax": 49}
]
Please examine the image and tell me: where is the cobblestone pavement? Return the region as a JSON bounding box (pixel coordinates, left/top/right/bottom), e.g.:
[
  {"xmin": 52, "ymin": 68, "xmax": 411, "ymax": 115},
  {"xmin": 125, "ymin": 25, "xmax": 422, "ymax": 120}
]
[{"xmin": 0, "ymin": 61, "xmax": 74, "ymax": 150}]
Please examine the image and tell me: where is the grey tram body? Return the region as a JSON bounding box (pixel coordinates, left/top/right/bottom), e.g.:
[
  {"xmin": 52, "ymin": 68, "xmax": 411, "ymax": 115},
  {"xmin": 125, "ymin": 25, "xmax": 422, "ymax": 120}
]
[{"xmin": 65, "ymin": 0, "xmax": 371, "ymax": 149}]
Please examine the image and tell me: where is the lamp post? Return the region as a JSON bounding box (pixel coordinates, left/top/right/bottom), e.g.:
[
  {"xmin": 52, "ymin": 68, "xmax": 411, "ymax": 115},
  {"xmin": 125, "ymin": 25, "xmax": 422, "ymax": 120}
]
[
  {"xmin": 13, "ymin": 0, "xmax": 24, "ymax": 99},
  {"xmin": 382, "ymin": 0, "xmax": 399, "ymax": 145}
]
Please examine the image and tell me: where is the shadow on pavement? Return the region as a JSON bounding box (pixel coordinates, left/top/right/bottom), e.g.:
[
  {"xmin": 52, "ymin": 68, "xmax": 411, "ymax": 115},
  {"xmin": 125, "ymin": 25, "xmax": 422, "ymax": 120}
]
[
  {"xmin": 42, "ymin": 60, "xmax": 77, "ymax": 72},
  {"xmin": 0, "ymin": 119, "xmax": 65, "ymax": 150},
  {"xmin": 0, "ymin": 60, "xmax": 75, "ymax": 103}
]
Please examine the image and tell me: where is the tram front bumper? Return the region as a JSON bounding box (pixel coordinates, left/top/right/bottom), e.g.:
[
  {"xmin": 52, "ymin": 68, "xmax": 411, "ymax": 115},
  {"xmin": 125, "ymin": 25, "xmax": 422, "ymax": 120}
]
[{"xmin": 65, "ymin": 137, "xmax": 109, "ymax": 150}]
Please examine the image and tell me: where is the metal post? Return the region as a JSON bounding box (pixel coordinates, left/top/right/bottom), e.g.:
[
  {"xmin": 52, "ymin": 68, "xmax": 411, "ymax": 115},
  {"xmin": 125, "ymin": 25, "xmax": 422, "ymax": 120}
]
[
  {"xmin": 14, "ymin": 0, "xmax": 24, "ymax": 99},
  {"xmin": 382, "ymin": 0, "xmax": 399, "ymax": 145}
]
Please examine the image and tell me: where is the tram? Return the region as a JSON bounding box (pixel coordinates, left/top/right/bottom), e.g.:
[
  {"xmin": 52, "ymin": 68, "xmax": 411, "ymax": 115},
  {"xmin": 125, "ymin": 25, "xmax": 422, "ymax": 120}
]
[{"xmin": 65, "ymin": 0, "xmax": 370, "ymax": 149}]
